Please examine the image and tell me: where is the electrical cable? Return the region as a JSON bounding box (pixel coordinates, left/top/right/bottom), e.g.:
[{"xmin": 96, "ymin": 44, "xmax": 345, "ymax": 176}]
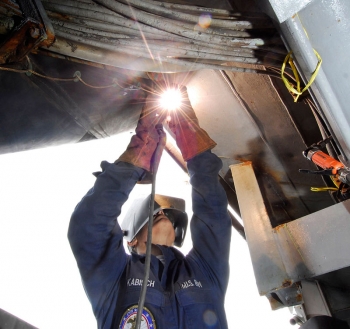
[
  {"xmin": 49, "ymin": 17, "xmax": 282, "ymax": 60},
  {"xmin": 43, "ymin": 0, "xmax": 283, "ymax": 46},
  {"xmin": 52, "ymin": 23, "xmax": 283, "ymax": 66},
  {"xmin": 107, "ymin": 0, "xmax": 275, "ymax": 30},
  {"xmin": 95, "ymin": 0, "xmax": 258, "ymax": 40},
  {"xmin": 53, "ymin": 28, "xmax": 282, "ymax": 76},
  {"xmin": 0, "ymin": 56, "xmax": 129, "ymax": 89},
  {"xmin": 140, "ymin": 0, "xmax": 271, "ymax": 20},
  {"xmin": 2, "ymin": 0, "xmax": 288, "ymax": 77},
  {"xmin": 304, "ymin": 97, "xmax": 340, "ymax": 159},
  {"xmin": 40, "ymin": 0, "xmax": 288, "ymax": 73},
  {"xmin": 135, "ymin": 170, "xmax": 156, "ymax": 329},
  {"xmin": 46, "ymin": 0, "xmax": 124, "ymax": 17},
  {"xmin": 135, "ymin": 124, "xmax": 166, "ymax": 329}
]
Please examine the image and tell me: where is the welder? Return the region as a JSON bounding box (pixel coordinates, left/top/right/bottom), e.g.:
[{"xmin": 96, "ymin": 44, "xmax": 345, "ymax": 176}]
[{"xmin": 68, "ymin": 86, "xmax": 232, "ymax": 329}]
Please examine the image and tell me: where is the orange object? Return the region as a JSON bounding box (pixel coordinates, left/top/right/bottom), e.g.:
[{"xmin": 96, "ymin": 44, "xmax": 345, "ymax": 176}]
[{"xmin": 307, "ymin": 149, "xmax": 344, "ymax": 175}]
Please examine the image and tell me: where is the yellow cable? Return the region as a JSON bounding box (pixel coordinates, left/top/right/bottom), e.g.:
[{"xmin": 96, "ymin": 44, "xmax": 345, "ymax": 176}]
[
  {"xmin": 311, "ymin": 174, "xmax": 341, "ymax": 192},
  {"xmin": 311, "ymin": 187, "xmax": 338, "ymax": 192},
  {"xmin": 330, "ymin": 175, "xmax": 341, "ymax": 188},
  {"xmin": 281, "ymin": 49, "xmax": 322, "ymax": 102}
]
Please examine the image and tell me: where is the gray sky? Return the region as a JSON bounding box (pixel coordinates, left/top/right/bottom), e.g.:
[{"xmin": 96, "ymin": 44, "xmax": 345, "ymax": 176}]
[{"xmin": 0, "ymin": 132, "xmax": 293, "ymax": 328}]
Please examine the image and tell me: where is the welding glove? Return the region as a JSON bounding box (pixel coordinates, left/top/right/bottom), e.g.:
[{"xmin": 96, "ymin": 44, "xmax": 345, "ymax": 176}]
[
  {"xmin": 116, "ymin": 93, "xmax": 166, "ymax": 176},
  {"xmin": 167, "ymin": 86, "xmax": 216, "ymax": 161}
]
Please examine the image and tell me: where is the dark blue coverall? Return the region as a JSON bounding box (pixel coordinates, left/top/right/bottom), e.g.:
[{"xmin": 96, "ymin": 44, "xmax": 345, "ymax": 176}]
[{"xmin": 68, "ymin": 151, "xmax": 232, "ymax": 329}]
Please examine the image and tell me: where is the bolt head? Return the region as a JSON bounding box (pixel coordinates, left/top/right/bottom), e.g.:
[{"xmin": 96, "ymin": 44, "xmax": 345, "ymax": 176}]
[{"xmin": 30, "ymin": 28, "xmax": 40, "ymax": 39}]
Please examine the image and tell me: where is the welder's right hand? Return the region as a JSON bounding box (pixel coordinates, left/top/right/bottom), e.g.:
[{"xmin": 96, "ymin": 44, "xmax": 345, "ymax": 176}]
[
  {"xmin": 166, "ymin": 86, "xmax": 216, "ymax": 161},
  {"xmin": 116, "ymin": 92, "xmax": 166, "ymax": 173}
]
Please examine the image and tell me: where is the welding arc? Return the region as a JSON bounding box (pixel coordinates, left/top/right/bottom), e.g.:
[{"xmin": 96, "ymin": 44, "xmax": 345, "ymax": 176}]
[{"xmin": 40, "ymin": 0, "xmax": 286, "ymax": 74}]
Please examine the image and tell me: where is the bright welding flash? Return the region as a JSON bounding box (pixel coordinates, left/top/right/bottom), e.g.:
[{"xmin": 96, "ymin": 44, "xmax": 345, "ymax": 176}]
[{"xmin": 159, "ymin": 89, "xmax": 182, "ymax": 111}]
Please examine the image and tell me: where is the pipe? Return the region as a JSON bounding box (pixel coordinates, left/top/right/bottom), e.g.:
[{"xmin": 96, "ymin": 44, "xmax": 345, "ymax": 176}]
[
  {"xmin": 54, "ymin": 29, "xmax": 281, "ymax": 76},
  {"xmin": 46, "ymin": 10, "xmax": 186, "ymax": 42},
  {"xmin": 0, "ymin": 1, "xmax": 22, "ymax": 17},
  {"xmin": 43, "ymin": 1, "xmax": 284, "ymax": 52},
  {"xmin": 141, "ymin": 0, "xmax": 270, "ymax": 20},
  {"xmin": 113, "ymin": 0, "xmax": 274, "ymax": 30},
  {"xmin": 51, "ymin": 20, "xmax": 131, "ymax": 39},
  {"xmin": 44, "ymin": 2, "xmax": 199, "ymax": 40},
  {"xmin": 47, "ymin": 10, "xmax": 271, "ymax": 57},
  {"xmin": 52, "ymin": 23, "xmax": 283, "ymax": 66},
  {"xmin": 40, "ymin": 0, "xmax": 286, "ymax": 73},
  {"xmin": 94, "ymin": 0, "xmax": 265, "ymax": 42},
  {"xmin": 42, "ymin": 0, "xmax": 123, "ymax": 17}
]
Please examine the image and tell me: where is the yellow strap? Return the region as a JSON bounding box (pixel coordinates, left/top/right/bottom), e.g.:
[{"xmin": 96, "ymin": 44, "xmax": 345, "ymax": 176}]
[
  {"xmin": 330, "ymin": 176, "xmax": 341, "ymax": 188},
  {"xmin": 281, "ymin": 49, "xmax": 322, "ymax": 102},
  {"xmin": 311, "ymin": 187, "xmax": 338, "ymax": 192}
]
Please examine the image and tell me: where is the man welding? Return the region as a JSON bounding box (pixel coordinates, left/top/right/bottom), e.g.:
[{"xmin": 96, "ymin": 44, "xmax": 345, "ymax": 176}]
[{"xmin": 68, "ymin": 85, "xmax": 232, "ymax": 329}]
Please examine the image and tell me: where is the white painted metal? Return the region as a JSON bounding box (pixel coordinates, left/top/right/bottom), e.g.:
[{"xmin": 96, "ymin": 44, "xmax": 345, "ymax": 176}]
[{"xmin": 268, "ymin": 0, "xmax": 314, "ymax": 23}]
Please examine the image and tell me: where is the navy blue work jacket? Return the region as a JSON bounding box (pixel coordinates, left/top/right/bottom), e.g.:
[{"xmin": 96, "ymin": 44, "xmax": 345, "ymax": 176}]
[{"xmin": 68, "ymin": 151, "xmax": 232, "ymax": 329}]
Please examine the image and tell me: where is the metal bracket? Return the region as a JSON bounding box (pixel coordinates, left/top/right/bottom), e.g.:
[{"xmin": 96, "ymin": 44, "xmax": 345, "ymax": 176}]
[{"xmin": 0, "ymin": 0, "xmax": 55, "ymax": 64}]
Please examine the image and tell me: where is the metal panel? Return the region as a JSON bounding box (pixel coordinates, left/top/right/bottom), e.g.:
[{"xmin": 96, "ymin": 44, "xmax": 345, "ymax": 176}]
[
  {"xmin": 275, "ymin": 200, "xmax": 350, "ymax": 279},
  {"xmin": 231, "ymin": 161, "xmax": 350, "ymax": 296},
  {"xmin": 301, "ymin": 281, "xmax": 331, "ymax": 318}
]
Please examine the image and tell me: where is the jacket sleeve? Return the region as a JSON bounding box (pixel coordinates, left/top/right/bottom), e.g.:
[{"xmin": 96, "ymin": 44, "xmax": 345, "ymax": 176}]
[
  {"xmin": 68, "ymin": 161, "xmax": 144, "ymax": 316},
  {"xmin": 187, "ymin": 151, "xmax": 232, "ymax": 295}
]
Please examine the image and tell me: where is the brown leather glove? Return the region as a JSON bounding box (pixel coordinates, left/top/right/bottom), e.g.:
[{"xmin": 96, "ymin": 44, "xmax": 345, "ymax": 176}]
[
  {"xmin": 166, "ymin": 86, "xmax": 216, "ymax": 161},
  {"xmin": 117, "ymin": 93, "xmax": 166, "ymax": 173}
]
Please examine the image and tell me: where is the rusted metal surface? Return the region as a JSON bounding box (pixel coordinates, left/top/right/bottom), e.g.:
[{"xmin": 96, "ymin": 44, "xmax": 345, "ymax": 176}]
[
  {"xmin": 31, "ymin": 0, "xmax": 55, "ymax": 47},
  {"xmin": 274, "ymin": 223, "xmax": 286, "ymax": 233},
  {"xmin": 0, "ymin": 18, "xmax": 42, "ymax": 64},
  {"xmin": 0, "ymin": 0, "xmax": 55, "ymax": 64},
  {"xmin": 16, "ymin": 0, "xmax": 55, "ymax": 47},
  {"xmin": 268, "ymin": 284, "xmax": 303, "ymax": 310},
  {"xmin": 282, "ymin": 279, "xmax": 293, "ymax": 288}
]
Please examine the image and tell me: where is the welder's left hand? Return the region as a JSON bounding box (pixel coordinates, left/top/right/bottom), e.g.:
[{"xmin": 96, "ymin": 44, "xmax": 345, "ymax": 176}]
[{"xmin": 116, "ymin": 92, "xmax": 167, "ymax": 173}]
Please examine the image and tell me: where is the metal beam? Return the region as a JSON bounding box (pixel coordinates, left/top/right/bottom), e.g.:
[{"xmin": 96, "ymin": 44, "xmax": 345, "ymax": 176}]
[{"xmin": 230, "ymin": 161, "xmax": 289, "ymax": 295}]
